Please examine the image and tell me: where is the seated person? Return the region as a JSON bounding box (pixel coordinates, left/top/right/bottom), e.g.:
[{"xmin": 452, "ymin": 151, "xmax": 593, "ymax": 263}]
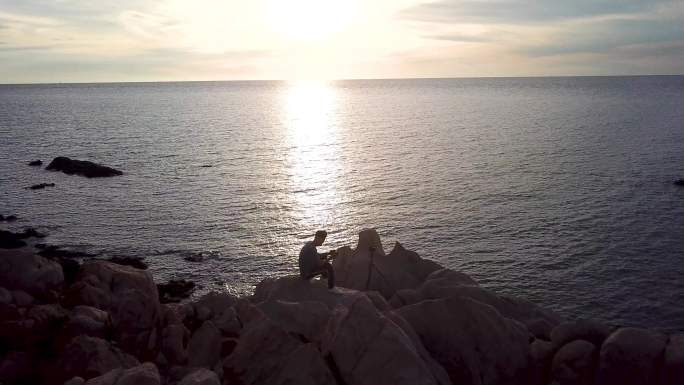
[{"xmin": 298, "ymin": 230, "xmax": 336, "ymax": 289}]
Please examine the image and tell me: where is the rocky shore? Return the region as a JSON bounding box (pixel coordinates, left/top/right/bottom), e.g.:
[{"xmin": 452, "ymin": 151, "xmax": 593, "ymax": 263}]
[{"xmin": 1, "ymin": 228, "xmax": 682, "ymax": 385}]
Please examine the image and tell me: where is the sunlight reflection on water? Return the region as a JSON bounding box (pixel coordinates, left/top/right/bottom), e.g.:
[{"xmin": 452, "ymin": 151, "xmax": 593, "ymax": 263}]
[{"xmin": 282, "ymin": 81, "xmax": 343, "ymax": 238}]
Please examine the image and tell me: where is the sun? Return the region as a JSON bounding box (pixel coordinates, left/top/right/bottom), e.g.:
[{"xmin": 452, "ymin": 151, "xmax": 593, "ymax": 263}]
[{"xmin": 265, "ymin": 0, "xmax": 359, "ymax": 42}]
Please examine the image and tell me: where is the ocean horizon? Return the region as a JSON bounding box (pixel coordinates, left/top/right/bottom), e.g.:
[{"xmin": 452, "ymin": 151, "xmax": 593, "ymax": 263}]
[{"xmin": 2, "ymin": 75, "xmax": 684, "ymax": 331}]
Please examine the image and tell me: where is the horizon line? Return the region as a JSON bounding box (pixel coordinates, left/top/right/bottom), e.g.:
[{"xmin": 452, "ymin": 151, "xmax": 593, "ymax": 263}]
[{"xmin": 1, "ymin": 73, "xmax": 682, "ymax": 86}]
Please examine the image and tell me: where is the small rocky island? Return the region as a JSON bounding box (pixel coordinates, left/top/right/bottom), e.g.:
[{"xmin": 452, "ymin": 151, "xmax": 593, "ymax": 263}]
[{"xmin": 0, "ymin": 229, "xmax": 682, "ymax": 385}]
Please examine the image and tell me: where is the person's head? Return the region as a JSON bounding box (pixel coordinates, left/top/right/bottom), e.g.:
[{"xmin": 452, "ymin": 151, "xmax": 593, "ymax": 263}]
[{"xmin": 313, "ymin": 230, "xmax": 327, "ymax": 246}]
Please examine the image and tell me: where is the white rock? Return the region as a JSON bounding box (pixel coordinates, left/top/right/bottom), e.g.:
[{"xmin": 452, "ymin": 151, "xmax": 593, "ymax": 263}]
[
  {"xmin": 0, "ymin": 286, "xmax": 12, "ymax": 304},
  {"xmin": 192, "ymin": 292, "xmax": 238, "ymax": 320},
  {"xmin": 188, "ymin": 321, "xmax": 221, "ymax": 368},
  {"xmin": 213, "ymin": 306, "xmax": 241, "ymax": 336},
  {"xmin": 223, "ymin": 317, "xmax": 336, "ymax": 385},
  {"xmin": 321, "ymin": 294, "xmax": 448, "ymax": 385},
  {"xmin": 84, "ymin": 362, "xmax": 160, "ymax": 385},
  {"xmin": 551, "ymin": 340, "xmax": 597, "ymax": 385},
  {"xmin": 57, "ymin": 335, "xmax": 139, "ymax": 383},
  {"xmin": 161, "ymin": 324, "xmax": 189, "ymax": 364},
  {"xmin": 662, "ymin": 334, "xmax": 684, "ymax": 385},
  {"xmin": 396, "ymin": 280, "xmax": 561, "ymax": 338},
  {"xmin": 64, "ymin": 377, "xmax": 86, "ymax": 385},
  {"xmin": 596, "ymin": 327, "xmax": 667, "ymax": 385},
  {"xmin": 65, "ymin": 261, "xmax": 161, "ymax": 349},
  {"xmin": 529, "ymin": 339, "xmax": 553, "ymax": 385},
  {"xmin": 0, "ymin": 249, "xmax": 64, "ymax": 298},
  {"xmin": 331, "ymin": 230, "xmax": 443, "ymax": 298},
  {"xmin": 114, "ymin": 362, "xmax": 160, "ymax": 385},
  {"xmin": 66, "ymin": 306, "xmax": 111, "ymax": 339},
  {"xmin": 10, "ymin": 290, "xmax": 34, "ymax": 307},
  {"xmin": 257, "ymin": 299, "xmax": 332, "ymax": 343},
  {"xmin": 550, "ymin": 320, "xmax": 613, "ymax": 350},
  {"xmin": 178, "ymin": 368, "xmax": 221, "ymax": 385},
  {"xmin": 397, "ymin": 296, "xmax": 530, "ymax": 385}
]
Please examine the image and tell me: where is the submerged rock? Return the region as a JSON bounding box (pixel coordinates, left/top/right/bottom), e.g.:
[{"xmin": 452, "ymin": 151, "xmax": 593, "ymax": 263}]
[
  {"xmin": 157, "ymin": 279, "xmax": 195, "ymax": 303},
  {"xmin": 0, "ymin": 214, "xmax": 18, "ymax": 222},
  {"xmin": 29, "ymin": 182, "xmax": 55, "ymax": 190},
  {"xmin": 37, "ymin": 244, "xmax": 95, "ymax": 259},
  {"xmin": 674, "ymin": 179, "xmax": 684, "ymax": 186},
  {"xmin": 28, "ymin": 159, "xmax": 43, "ymax": 166},
  {"xmin": 107, "ymin": 256, "xmax": 148, "ymax": 270},
  {"xmin": 46, "ymin": 156, "xmax": 123, "ymax": 178}
]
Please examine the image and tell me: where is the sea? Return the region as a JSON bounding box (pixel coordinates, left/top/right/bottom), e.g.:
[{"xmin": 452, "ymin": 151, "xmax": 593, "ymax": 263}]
[{"xmin": 1, "ymin": 76, "xmax": 683, "ymax": 331}]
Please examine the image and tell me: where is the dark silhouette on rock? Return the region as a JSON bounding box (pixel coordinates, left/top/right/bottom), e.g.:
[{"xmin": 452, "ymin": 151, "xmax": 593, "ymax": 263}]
[
  {"xmin": 675, "ymin": 179, "xmax": 684, "ymax": 187},
  {"xmin": 158, "ymin": 279, "xmax": 196, "ymax": 303},
  {"xmin": 46, "ymin": 156, "xmax": 123, "ymax": 178},
  {"xmin": 0, "ymin": 214, "xmax": 18, "ymax": 222},
  {"xmin": 0, "ymin": 231, "xmax": 27, "ymax": 249},
  {"xmin": 28, "ymin": 160, "xmax": 43, "ymax": 166},
  {"xmin": 107, "ymin": 256, "xmax": 148, "ymax": 270},
  {"xmin": 36, "ymin": 244, "xmax": 95, "ymax": 259},
  {"xmin": 29, "ymin": 182, "xmax": 55, "ymax": 190},
  {"xmin": 0, "ymin": 228, "xmax": 45, "ymax": 249}
]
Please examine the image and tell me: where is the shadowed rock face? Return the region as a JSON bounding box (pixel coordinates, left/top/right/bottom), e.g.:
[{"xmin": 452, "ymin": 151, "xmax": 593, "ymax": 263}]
[
  {"xmin": 46, "ymin": 156, "xmax": 123, "ymax": 178},
  {"xmin": 3, "ymin": 229, "xmax": 683, "ymax": 385},
  {"xmin": 596, "ymin": 327, "xmax": 667, "ymax": 385},
  {"xmin": 398, "ymin": 296, "xmax": 530, "ymax": 385}
]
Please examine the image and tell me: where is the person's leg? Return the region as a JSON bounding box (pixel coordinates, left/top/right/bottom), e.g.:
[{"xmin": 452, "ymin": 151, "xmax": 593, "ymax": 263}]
[{"xmin": 323, "ymin": 262, "xmax": 335, "ymax": 289}]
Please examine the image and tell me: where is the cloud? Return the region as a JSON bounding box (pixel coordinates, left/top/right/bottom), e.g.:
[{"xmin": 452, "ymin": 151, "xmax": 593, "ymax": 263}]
[
  {"xmin": 401, "ymin": 0, "xmax": 674, "ymax": 24},
  {"xmin": 520, "ymin": 18, "xmax": 684, "ymax": 57}
]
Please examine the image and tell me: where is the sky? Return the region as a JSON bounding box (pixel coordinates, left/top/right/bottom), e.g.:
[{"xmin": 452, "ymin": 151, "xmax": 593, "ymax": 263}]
[{"xmin": 1, "ymin": 0, "xmax": 683, "ymax": 83}]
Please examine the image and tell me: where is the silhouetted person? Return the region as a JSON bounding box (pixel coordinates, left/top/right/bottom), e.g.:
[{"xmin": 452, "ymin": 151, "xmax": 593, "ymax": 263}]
[{"xmin": 299, "ymin": 230, "xmax": 336, "ymax": 289}]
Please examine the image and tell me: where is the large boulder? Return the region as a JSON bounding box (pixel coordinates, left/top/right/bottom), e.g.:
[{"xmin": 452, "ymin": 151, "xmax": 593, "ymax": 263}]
[
  {"xmin": 55, "ymin": 335, "xmax": 139, "ymax": 384},
  {"xmin": 65, "ymin": 305, "xmax": 111, "ymax": 338},
  {"xmin": 161, "ymin": 323, "xmax": 189, "ymax": 365},
  {"xmin": 252, "ymin": 274, "xmax": 387, "ymax": 313},
  {"xmin": 83, "ymin": 362, "xmax": 160, "ymax": 385},
  {"xmin": 550, "ymin": 319, "xmax": 614, "ymax": 350},
  {"xmin": 397, "ymin": 296, "xmax": 530, "ymax": 385},
  {"xmin": 257, "ymin": 299, "xmax": 332, "ymax": 343},
  {"xmin": 331, "ymin": 229, "xmax": 443, "ymax": 298},
  {"xmin": 662, "ymin": 334, "xmax": 684, "ymax": 385},
  {"xmin": 64, "ymin": 261, "xmax": 161, "ymax": 350},
  {"xmin": 46, "ymin": 157, "xmax": 123, "ymax": 178},
  {"xmin": 223, "ymin": 317, "xmax": 337, "ymax": 385},
  {"xmin": 187, "ymin": 321, "xmax": 222, "ymax": 368},
  {"xmin": 392, "ymin": 274, "xmax": 561, "ymax": 339},
  {"xmin": 320, "ymin": 294, "xmax": 450, "ymax": 385},
  {"xmin": 550, "ymin": 340, "xmax": 597, "ymax": 385},
  {"xmin": 529, "ymin": 339, "xmax": 553, "ymax": 385},
  {"xmin": 0, "ymin": 249, "xmax": 64, "ymax": 299},
  {"xmin": 596, "ymin": 327, "xmax": 667, "ymax": 385},
  {"xmin": 178, "ymin": 368, "xmax": 221, "ymax": 385}
]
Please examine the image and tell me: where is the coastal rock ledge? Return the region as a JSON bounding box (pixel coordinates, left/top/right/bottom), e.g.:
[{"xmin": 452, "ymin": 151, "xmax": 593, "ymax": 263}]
[
  {"xmin": 46, "ymin": 157, "xmax": 123, "ymax": 178},
  {"xmin": 1, "ymin": 228, "xmax": 683, "ymax": 385}
]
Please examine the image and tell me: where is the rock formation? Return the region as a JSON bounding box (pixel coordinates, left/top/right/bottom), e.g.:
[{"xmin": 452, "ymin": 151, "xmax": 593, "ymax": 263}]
[
  {"xmin": 1, "ymin": 228, "xmax": 682, "ymax": 385},
  {"xmin": 46, "ymin": 157, "xmax": 123, "ymax": 178}
]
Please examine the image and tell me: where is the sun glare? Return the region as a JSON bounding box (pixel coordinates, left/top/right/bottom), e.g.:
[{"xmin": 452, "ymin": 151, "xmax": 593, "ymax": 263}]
[{"xmin": 282, "ymin": 80, "xmax": 341, "ymax": 228}]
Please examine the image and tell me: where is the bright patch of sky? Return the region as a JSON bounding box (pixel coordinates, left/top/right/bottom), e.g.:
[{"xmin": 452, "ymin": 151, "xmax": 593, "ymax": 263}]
[{"xmin": 0, "ymin": 0, "xmax": 682, "ymax": 83}]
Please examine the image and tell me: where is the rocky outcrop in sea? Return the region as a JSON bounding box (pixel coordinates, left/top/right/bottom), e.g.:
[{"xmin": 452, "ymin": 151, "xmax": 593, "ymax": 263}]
[{"xmin": 1, "ymin": 229, "xmax": 682, "ymax": 385}]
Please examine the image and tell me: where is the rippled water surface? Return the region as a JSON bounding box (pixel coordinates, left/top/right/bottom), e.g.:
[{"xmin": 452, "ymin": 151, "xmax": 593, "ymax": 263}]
[{"xmin": 1, "ymin": 77, "xmax": 684, "ymax": 330}]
